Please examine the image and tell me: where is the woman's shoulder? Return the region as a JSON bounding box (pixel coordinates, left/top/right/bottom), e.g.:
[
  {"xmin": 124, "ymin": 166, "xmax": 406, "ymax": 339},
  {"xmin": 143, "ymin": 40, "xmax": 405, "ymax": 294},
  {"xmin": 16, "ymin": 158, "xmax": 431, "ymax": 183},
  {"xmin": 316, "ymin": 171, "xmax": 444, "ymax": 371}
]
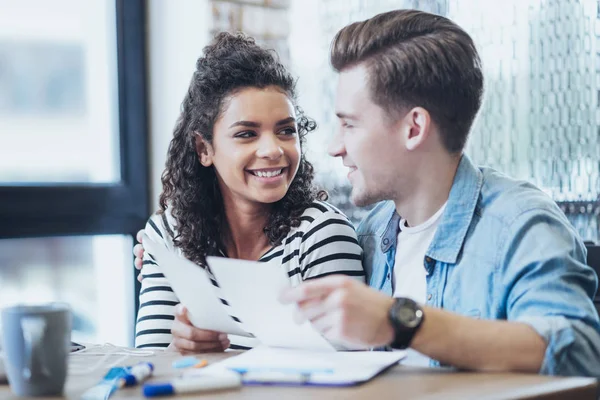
[
  {"xmin": 145, "ymin": 208, "xmax": 178, "ymax": 246},
  {"xmin": 287, "ymin": 200, "xmax": 358, "ymax": 242},
  {"xmin": 298, "ymin": 200, "xmax": 353, "ymax": 223}
]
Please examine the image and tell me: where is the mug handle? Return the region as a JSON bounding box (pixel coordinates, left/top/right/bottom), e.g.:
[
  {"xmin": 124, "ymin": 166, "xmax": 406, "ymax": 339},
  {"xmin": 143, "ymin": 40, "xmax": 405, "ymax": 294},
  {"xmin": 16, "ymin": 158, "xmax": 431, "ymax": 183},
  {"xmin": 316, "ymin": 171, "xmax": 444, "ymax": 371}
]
[{"xmin": 20, "ymin": 316, "xmax": 50, "ymax": 380}]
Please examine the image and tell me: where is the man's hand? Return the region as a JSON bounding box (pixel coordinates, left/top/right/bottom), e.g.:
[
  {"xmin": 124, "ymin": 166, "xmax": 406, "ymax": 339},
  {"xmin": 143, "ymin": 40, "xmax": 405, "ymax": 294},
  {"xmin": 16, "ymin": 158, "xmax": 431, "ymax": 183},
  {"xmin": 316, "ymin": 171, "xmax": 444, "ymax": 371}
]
[
  {"xmin": 133, "ymin": 229, "xmax": 145, "ymax": 283},
  {"xmin": 168, "ymin": 304, "xmax": 231, "ymax": 354},
  {"xmin": 279, "ymin": 276, "xmax": 395, "ymax": 348}
]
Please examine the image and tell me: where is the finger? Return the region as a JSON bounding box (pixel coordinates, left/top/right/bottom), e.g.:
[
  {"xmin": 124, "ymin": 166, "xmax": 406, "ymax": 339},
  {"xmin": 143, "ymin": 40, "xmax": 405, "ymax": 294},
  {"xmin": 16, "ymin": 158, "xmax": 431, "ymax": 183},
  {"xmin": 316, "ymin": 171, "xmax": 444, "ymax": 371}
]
[
  {"xmin": 133, "ymin": 244, "xmax": 144, "ymax": 259},
  {"xmin": 295, "ymin": 297, "xmax": 328, "ymax": 323},
  {"xmin": 172, "ymin": 312, "xmax": 221, "ymax": 342},
  {"xmin": 221, "ymin": 338, "xmax": 231, "ymax": 350},
  {"xmin": 310, "ymin": 312, "xmax": 336, "ymax": 334},
  {"xmin": 136, "ymin": 229, "xmax": 144, "ymax": 244},
  {"xmin": 137, "ymin": 273, "xmax": 143, "ymax": 283},
  {"xmin": 175, "ymin": 304, "xmax": 192, "ymax": 325},
  {"xmin": 134, "ymin": 257, "xmax": 143, "ymax": 270},
  {"xmin": 279, "ymin": 276, "xmax": 352, "ymax": 304},
  {"xmin": 170, "ymin": 337, "xmax": 226, "ymax": 353}
]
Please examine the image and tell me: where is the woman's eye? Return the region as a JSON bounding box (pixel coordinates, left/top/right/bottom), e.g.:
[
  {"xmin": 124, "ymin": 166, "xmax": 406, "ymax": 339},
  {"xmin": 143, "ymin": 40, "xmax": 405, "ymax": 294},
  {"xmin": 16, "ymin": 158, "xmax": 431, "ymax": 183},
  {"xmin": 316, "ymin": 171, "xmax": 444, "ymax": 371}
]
[
  {"xmin": 279, "ymin": 127, "xmax": 297, "ymax": 136},
  {"xmin": 234, "ymin": 131, "xmax": 256, "ymax": 139}
]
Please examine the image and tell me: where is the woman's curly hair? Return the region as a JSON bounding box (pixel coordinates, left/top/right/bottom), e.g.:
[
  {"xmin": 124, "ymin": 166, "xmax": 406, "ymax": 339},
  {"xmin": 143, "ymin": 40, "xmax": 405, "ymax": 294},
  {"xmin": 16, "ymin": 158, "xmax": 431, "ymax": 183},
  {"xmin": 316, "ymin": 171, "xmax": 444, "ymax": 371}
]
[{"xmin": 159, "ymin": 32, "xmax": 326, "ymax": 266}]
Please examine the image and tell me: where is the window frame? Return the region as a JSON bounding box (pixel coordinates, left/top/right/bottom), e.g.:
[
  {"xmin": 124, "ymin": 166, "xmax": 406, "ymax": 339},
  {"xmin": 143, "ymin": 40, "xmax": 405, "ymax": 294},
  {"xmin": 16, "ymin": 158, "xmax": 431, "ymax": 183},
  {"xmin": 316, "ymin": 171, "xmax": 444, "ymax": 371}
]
[
  {"xmin": 0, "ymin": 0, "xmax": 149, "ymax": 326},
  {"xmin": 0, "ymin": 0, "xmax": 149, "ymax": 239}
]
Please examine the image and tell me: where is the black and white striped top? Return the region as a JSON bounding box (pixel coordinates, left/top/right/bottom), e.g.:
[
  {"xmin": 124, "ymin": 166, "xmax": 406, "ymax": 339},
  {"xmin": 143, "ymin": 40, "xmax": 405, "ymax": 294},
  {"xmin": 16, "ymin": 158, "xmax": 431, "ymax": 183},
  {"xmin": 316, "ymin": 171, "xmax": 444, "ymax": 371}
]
[{"xmin": 134, "ymin": 201, "xmax": 365, "ymax": 349}]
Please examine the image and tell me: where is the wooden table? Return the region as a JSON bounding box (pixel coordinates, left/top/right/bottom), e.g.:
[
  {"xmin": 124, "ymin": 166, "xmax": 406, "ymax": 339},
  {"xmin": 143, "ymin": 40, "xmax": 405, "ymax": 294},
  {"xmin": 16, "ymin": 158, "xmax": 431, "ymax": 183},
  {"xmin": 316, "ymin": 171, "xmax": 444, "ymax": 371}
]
[{"xmin": 1, "ymin": 346, "xmax": 597, "ymax": 399}]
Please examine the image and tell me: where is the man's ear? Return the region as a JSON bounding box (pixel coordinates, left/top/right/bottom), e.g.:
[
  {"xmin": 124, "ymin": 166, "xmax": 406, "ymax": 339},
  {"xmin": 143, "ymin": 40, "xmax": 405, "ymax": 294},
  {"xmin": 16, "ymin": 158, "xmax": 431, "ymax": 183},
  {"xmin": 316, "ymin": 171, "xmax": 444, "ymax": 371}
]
[
  {"xmin": 403, "ymin": 107, "xmax": 431, "ymax": 151},
  {"xmin": 194, "ymin": 133, "xmax": 214, "ymax": 167}
]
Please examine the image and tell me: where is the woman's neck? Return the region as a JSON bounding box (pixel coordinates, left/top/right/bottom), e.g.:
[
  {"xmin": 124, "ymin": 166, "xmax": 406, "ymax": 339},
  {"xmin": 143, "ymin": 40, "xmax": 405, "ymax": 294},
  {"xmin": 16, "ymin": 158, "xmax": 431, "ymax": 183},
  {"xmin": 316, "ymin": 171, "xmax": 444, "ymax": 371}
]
[{"xmin": 221, "ymin": 196, "xmax": 272, "ymax": 261}]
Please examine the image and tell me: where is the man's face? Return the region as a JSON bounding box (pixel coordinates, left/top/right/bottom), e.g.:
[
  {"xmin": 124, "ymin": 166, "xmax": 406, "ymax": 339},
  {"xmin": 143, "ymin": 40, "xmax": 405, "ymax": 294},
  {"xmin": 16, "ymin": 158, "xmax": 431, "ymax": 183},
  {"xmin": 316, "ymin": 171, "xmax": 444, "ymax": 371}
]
[{"xmin": 328, "ymin": 64, "xmax": 407, "ymax": 207}]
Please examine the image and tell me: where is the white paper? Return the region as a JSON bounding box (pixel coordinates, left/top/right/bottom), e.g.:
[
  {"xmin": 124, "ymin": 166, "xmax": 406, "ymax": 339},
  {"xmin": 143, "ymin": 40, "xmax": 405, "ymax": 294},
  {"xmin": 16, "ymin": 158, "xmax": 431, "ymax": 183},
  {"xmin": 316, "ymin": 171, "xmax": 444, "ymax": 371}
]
[
  {"xmin": 142, "ymin": 234, "xmax": 251, "ymax": 337},
  {"xmin": 206, "ymin": 256, "xmax": 336, "ymax": 352},
  {"xmin": 207, "ymin": 346, "xmax": 405, "ymax": 385}
]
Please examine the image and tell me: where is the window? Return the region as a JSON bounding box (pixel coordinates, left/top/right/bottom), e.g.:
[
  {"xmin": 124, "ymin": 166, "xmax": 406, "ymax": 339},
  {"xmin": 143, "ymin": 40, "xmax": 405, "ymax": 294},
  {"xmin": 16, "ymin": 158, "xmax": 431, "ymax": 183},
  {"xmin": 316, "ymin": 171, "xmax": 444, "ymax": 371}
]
[{"xmin": 0, "ymin": 0, "xmax": 149, "ymax": 346}]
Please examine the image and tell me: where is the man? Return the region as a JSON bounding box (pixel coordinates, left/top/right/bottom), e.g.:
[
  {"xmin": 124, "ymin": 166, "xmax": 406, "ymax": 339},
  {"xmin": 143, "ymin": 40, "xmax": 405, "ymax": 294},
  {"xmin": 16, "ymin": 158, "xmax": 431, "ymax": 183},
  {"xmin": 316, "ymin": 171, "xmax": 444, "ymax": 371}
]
[{"xmin": 279, "ymin": 9, "xmax": 600, "ymax": 376}]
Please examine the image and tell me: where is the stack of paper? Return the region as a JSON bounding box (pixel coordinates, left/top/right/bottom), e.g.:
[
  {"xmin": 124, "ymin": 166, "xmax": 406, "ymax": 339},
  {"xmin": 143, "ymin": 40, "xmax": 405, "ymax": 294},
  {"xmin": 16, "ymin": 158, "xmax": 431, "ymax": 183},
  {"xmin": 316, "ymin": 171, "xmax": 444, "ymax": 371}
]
[
  {"xmin": 142, "ymin": 234, "xmax": 406, "ymax": 385},
  {"xmin": 143, "ymin": 234, "xmax": 336, "ymax": 351}
]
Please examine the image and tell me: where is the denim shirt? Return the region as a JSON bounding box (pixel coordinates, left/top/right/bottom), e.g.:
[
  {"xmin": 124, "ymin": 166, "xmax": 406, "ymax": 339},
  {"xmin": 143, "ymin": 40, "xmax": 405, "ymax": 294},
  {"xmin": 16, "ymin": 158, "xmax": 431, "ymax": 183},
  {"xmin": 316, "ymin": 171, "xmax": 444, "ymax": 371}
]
[{"xmin": 358, "ymin": 155, "xmax": 600, "ymax": 376}]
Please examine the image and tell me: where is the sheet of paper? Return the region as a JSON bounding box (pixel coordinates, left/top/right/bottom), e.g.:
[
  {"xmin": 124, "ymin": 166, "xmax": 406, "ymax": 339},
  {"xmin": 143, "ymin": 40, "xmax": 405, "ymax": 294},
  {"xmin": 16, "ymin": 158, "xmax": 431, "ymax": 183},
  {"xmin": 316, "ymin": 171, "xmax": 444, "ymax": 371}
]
[
  {"xmin": 206, "ymin": 256, "xmax": 336, "ymax": 352},
  {"xmin": 203, "ymin": 346, "xmax": 405, "ymax": 385},
  {"xmin": 142, "ymin": 234, "xmax": 251, "ymax": 337}
]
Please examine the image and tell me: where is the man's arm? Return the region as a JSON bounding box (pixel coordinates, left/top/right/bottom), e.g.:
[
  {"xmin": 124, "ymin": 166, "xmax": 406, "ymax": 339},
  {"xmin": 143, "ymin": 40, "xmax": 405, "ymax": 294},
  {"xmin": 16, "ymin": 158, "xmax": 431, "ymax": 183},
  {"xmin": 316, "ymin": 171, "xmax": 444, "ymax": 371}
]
[
  {"xmin": 411, "ymin": 306, "xmax": 545, "ymax": 372},
  {"xmin": 280, "ymin": 207, "xmax": 600, "ymax": 376},
  {"xmin": 280, "ymin": 276, "xmax": 545, "ymax": 372}
]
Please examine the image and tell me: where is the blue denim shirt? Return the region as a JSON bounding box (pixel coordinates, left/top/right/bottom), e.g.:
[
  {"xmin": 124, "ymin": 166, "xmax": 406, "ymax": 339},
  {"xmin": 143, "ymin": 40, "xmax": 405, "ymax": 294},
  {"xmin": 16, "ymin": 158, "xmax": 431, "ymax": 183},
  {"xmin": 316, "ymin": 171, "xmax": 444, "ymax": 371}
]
[{"xmin": 358, "ymin": 155, "xmax": 600, "ymax": 376}]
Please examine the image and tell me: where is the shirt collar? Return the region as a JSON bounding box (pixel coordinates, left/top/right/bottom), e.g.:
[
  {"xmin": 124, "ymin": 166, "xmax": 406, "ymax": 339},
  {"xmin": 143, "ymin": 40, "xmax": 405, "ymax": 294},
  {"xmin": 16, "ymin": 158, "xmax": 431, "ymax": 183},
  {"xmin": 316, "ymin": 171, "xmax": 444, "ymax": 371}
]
[
  {"xmin": 426, "ymin": 154, "xmax": 483, "ymax": 264},
  {"xmin": 378, "ymin": 154, "xmax": 483, "ymax": 264}
]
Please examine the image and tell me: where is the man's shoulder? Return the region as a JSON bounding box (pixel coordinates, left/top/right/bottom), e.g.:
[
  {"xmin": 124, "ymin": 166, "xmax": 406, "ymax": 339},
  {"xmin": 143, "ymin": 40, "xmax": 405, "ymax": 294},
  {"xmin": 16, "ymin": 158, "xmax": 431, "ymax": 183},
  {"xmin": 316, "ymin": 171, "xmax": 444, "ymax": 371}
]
[
  {"xmin": 356, "ymin": 201, "xmax": 396, "ymax": 237},
  {"xmin": 478, "ymin": 167, "xmax": 566, "ymax": 226}
]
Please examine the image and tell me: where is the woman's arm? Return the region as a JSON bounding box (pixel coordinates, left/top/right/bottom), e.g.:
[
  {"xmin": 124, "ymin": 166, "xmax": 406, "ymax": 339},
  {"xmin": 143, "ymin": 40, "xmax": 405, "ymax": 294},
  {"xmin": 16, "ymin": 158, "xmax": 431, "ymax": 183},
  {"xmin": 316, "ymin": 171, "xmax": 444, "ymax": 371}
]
[{"xmin": 134, "ymin": 215, "xmax": 179, "ymax": 348}]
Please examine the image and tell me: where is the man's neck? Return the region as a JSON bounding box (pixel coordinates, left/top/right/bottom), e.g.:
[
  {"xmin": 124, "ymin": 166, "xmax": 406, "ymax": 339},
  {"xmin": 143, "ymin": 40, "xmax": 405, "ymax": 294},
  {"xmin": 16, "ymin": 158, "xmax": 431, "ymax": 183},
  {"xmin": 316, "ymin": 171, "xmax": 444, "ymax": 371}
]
[
  {"xmin": 394, "ymin": 155, "xmax": 461, "ymax": 227},
  {"xmin": 221, "ymin": 195, "xmax": 272, "ymax": 260}
]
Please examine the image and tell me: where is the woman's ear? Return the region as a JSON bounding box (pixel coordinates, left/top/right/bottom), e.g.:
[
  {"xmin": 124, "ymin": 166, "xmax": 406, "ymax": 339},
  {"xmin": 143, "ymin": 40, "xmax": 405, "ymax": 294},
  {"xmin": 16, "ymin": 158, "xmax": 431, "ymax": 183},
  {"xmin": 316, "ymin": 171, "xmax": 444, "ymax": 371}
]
[{"xmin": 194, "ymin": 133, "xmax": 214, "ymax": 167}]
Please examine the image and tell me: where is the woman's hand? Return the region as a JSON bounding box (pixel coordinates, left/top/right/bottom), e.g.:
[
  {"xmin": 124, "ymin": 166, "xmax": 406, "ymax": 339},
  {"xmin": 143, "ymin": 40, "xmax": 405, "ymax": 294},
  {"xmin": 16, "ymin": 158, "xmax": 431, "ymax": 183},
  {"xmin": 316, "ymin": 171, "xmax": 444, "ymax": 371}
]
[
  {"xmin": 168, "ymin": 304, "xmax": 231, "ymax": 354},
  {"xmin": 133, "ymin": 229, "xmax": 145, "ymax": 283}
]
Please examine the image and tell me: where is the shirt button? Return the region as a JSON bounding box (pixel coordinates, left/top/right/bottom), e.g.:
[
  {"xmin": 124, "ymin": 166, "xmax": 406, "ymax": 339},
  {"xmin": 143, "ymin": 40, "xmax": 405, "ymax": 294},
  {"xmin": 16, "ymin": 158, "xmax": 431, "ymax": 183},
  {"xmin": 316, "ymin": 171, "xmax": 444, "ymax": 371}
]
[
  {"xmin": 383, "ymin": 238, "xmax": 390, "ymax": 245},
  {"xmin": 425, "ymin": 256, "xmax": 433, "ymax": 263},
  {"xmin": 427, "ymin": 294, "xmax": 432, "ymax": 301}
]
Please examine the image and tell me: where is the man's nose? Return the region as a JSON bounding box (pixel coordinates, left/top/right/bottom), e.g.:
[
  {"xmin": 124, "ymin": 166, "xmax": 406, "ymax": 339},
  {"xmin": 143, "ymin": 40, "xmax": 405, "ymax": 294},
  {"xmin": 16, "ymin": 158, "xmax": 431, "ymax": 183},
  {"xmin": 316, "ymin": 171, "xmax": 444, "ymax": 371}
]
[{"xmin": 327, "ymin": 129, "xmax": 345, "ymax": 157}]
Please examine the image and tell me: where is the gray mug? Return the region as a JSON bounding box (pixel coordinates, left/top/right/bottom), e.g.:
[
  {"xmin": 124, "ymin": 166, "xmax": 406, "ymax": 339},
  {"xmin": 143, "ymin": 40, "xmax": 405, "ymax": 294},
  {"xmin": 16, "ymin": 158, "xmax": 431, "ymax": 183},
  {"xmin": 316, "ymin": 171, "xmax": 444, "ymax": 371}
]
[{"xmin": 1, "ymin": 303, "xmax": 72, "ymax": 397}]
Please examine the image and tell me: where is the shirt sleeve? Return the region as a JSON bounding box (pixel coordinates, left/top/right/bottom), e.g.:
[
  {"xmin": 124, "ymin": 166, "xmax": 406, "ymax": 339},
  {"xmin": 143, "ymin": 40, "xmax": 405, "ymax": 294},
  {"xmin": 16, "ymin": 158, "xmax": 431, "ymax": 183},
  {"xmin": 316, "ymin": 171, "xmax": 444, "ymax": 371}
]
[
  {"xmin": 134, "ymin": 214, "xmax": 179, "ymax": 349},
  {"xmin": 500, "ymin": 208, "xmax": 600, "ymax": 376},
  {"xmin": 298, "ymin": 210, "xmax": 366, "ymax": 283}
]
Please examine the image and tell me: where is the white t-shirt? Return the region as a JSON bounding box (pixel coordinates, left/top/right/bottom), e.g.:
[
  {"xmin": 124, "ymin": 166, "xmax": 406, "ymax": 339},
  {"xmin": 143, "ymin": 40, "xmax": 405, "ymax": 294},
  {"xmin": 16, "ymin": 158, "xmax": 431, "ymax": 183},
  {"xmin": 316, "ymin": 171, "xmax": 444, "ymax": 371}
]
[{"xmin": 392, "ymin": 203, "xmax": 446, "ymax": 366}]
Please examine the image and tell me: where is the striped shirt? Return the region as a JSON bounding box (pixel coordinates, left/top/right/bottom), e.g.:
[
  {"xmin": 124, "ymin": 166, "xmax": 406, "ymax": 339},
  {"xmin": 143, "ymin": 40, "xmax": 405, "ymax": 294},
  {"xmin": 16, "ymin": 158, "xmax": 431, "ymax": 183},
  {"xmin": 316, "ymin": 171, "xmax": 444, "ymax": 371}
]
[{"xmin": 135, "ymin": 201, "xmax": 365, "ymax": 349}]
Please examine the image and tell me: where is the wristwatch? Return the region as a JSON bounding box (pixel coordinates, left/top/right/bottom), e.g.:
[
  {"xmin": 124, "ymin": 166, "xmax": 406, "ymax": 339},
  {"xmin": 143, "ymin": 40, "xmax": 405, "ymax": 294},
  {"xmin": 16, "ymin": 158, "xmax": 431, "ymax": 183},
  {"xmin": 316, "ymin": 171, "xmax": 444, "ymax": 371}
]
[{"xmin": 388, "ymin": 297, "xmax": 424, "ymax": 349}]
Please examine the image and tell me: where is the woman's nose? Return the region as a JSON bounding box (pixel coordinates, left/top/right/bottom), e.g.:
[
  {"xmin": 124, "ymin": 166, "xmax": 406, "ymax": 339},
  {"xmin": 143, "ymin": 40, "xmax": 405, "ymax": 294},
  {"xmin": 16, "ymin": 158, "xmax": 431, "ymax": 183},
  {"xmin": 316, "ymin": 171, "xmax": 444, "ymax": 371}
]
[{"xmin": 256, "ymin": 134, "xmax": 284, "ymax": 159}]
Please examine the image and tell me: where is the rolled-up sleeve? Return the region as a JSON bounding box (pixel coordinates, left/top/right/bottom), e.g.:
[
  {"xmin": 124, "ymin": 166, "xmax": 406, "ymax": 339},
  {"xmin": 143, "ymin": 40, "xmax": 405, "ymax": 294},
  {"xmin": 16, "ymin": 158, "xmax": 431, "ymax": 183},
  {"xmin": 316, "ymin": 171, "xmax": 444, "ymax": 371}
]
[{"xmin": 501, "ymin": 208, "xmax": 600, "ymax": 376}]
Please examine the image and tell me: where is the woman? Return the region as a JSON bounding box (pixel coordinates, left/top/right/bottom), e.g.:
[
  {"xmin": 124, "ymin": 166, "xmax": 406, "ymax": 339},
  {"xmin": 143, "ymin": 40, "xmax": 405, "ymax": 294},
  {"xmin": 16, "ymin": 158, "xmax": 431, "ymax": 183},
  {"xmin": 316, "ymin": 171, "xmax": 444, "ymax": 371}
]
[{"xmin": 135, "ymin": 32, "xmax": 365, "ymax": 352}]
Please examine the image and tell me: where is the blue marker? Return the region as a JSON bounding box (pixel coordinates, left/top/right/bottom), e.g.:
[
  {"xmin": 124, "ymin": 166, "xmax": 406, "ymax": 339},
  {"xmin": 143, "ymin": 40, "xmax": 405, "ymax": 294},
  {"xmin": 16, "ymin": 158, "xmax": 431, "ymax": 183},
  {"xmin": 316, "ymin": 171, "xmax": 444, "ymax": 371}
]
[
  {"xmin": 143, "ymin": 374, "xmax": 241, "ymax": 397},
  {"xmin": 119, "ymin": 362, "xmax": 154, "ymax": 387}
]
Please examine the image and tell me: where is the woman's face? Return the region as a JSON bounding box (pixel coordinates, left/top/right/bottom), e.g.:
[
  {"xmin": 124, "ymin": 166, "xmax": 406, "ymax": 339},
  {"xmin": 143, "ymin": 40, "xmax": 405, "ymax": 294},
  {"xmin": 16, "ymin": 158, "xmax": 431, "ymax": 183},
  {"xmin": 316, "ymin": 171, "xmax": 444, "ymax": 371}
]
[{"xmin": 198, "ymin": 86, "xmax": 301, "ymax": 207}]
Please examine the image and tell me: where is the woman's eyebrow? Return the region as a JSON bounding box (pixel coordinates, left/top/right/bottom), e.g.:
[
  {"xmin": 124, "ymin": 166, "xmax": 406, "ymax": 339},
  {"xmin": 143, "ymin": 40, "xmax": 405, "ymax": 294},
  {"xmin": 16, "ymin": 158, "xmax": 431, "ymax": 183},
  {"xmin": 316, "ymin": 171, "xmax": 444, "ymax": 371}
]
[
  {"xmin": 275, "ymin": 117, "xmax": 296, "ymax": 126},
  {"xmin": 229, "ymin": 120, "xmax": 261, "ymax": 128}
]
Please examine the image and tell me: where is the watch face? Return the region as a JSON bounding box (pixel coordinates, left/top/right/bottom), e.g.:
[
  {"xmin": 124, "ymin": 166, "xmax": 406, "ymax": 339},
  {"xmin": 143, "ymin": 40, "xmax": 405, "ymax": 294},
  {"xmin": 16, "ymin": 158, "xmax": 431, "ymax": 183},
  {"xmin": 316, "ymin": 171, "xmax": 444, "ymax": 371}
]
[{"xmin": 395, "ymin": 299, "xmax": 423, "ymax": 329}]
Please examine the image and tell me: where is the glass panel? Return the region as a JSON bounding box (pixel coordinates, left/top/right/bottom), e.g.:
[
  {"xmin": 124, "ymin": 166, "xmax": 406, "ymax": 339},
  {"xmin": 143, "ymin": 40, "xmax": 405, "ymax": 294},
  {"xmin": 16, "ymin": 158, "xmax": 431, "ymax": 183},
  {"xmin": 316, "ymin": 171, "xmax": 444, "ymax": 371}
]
[
  {"xmin": 0, "ymin": 235, "xmax": 135, "ymax": 346},
  {"xmin": 289, "ymin": 0, "xmax": 599, "ymax": 242},
  {"xmin": 0, "ymin": 0, "xmax": 120, "ymax": 183}
]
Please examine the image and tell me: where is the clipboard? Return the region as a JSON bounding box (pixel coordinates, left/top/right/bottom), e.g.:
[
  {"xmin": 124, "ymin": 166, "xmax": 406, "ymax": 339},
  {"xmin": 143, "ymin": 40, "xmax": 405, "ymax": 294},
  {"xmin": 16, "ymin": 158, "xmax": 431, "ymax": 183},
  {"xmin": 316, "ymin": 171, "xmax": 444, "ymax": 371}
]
[{"xmin": 195, "ymin": 346, "xmax": 406, "ymax": 387}]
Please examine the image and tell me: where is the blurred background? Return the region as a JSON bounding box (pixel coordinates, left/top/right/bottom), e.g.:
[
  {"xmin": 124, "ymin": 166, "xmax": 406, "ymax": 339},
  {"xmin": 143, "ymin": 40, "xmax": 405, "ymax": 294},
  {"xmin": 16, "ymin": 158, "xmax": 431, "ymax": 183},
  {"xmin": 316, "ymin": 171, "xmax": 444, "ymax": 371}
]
[{"xmin": 0, "ymin": 0, "xmax": 598, "ymax": 346}]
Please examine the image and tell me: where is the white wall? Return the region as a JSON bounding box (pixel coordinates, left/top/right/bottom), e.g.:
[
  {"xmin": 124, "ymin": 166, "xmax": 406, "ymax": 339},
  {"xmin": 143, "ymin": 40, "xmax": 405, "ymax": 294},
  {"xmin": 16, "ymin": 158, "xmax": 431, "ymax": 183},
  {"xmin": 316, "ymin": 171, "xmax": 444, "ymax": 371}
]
[{"xmin": 147, "ymin": 0, "xmax": 211, "ymax": 209}]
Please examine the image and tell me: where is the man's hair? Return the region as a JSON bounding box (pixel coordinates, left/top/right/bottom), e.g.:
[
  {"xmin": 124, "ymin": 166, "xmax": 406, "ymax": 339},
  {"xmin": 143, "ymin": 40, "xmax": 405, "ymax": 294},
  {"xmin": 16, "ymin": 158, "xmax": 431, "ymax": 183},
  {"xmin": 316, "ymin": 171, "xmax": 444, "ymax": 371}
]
[{"xmin": 331, "ymin": 9, "xmax": 484, "ymax": 153}]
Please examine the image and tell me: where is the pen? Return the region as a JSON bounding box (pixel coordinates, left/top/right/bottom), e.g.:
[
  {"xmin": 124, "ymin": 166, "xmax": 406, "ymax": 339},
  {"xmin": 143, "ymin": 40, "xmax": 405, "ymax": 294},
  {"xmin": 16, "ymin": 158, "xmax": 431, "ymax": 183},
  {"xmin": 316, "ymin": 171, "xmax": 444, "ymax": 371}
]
[
  {"xmin": 172, "ymin": 356, "xmax": 207, "ymax": 369},
  {"xmin": 143, "ymin": 374, "xmax": 242, "ymax": 397},
  {"xmin": 119, "ymin": 362, "xmax": 154, "ymax": 387}
]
